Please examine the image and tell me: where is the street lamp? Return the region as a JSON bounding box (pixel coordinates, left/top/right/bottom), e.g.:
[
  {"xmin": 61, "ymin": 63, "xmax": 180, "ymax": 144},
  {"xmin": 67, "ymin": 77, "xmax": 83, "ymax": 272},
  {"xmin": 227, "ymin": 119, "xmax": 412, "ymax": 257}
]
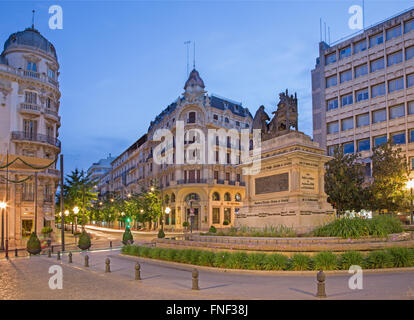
[
  {"xmin": 0, "ymin": 201, "xmax": 6, "ymax": 251},
  {"xmin": 164, "ymin": 207, "xmax": 171, "ymax": 231},
  {"xmin": 73, "ymin": 206, "xmax": 80, "ymax": 233},
  {"xmin": 64, "ymin": 210, "xmax": 69, "ymax": 232},
  {"xmin": 406, "ymin": 180, "xmax": 414, "ymax": 225}
]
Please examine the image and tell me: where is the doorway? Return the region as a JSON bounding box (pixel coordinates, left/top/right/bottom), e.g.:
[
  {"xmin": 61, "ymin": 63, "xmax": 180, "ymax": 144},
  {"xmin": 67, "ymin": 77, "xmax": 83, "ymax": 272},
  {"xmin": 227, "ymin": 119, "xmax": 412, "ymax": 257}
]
[
  {"xmin": 186, "ymin": 207, "xmax": 200, "ymax": 230},
  {"xmin": 22, "ymin": 219, "xmax": 33, "ymax": 237}
]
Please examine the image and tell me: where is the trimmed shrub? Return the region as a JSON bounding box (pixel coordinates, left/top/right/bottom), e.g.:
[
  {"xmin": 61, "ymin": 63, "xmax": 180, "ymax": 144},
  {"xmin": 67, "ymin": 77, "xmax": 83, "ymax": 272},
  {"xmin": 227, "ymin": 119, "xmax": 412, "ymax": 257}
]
[
  {"xmin": 387, "ymin": 247, "xmax": 414, "ymax": 268},
  {"xmin": 263, "ymin": 254, "xmax": 289, "ymax": 270},
  {"xmin": 140, "ymin": 246, "xmax": 151, "ymax": 258},
  {"xmin": 183, "ymin": 221, "xmax": 189, "ymax": 228},
  {"xmin": 365, "ymin": 250, "xmax": 393, "ymax": 269},
  {"xmin": 246, "ymin": 253, "xmax": 267, "ymax": 270},
  {"xmin": 289, "ymin": 254, "xmax": 312, "ymax": 271},
  {"xmin": 149, "ymin": 248, "xmax": 163, "ymax": 259},
  {"xmin": 339, "ymin": 251, "xmax": 364, "ymax": 270},
  {"xmin": 78, "ymin": 230, "xmax": 91, "ymax": 250},
  {"xmin": 189, "ymin": 250, "xmax": 202, "ymax": 265},
  {"xmin": 26, "ymin": 232, "xmax": 41, "ymax": 255},
  {"xmin": 313, "ymin": 251, "xmax": 338, "ymax": 270},
  {"xmin": 198, "ymin": 251, "xmax": 216, "ymax": 267},
  {"xmin": 213, "ymin": 251, "xmax": 231, "ymax": 268},
  {"xmin": 158, "ymin": 229, "xmax": 165, "ymax": 239},
  {"xmin": 226, "ymin": 252, "xmax": 249, "ymax": 269},
  {"xmin": 41, "ymin": 226, "xmax": 53, "ymax": 236},
  {"xmin": 223, "ymin": 220, "xmax": 230, "ymax": 226},
  {"xmin": 122, "ymin": 229, "xmax": 134, "ymax": 245},
  {"xmin": 208, "ymin": 226, "xmax": 217, "ymax": 233},
  {"xmin": 165, "ymin": 249, "xmax": 178, "ymax": 262}
]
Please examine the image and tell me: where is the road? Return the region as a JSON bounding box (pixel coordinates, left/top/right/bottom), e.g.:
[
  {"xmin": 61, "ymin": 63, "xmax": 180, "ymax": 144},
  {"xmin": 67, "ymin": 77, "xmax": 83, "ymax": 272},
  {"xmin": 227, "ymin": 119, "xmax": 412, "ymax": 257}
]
[{"xmin": 1, "ymin": 249, "xmax": 413, "ymax": 300}]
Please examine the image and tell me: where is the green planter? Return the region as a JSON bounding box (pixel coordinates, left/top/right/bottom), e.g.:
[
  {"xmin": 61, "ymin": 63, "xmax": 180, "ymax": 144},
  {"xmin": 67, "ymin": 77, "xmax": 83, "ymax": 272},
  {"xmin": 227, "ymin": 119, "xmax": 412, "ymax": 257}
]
[
  {"xmin": 26, "ymin": 232, "xmax": 41, "ymax": 255},
  {"xmin": 122, "ymin": 228, "xmax": 134, "ymax": 245},
  {"xmin": 78, "ymin": 230, "xmax": 92, "ymax": 250}
]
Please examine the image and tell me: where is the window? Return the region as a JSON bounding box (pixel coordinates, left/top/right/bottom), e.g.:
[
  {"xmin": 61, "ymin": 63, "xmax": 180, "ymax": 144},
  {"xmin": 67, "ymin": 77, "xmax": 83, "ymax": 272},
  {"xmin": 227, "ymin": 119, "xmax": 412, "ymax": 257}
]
[
  {"xmin": 24, "ymin": 91, "xmax": 37, "ymax": 104},
  {"xmin": 341, "ymin": 93, "xmax": 353, "ymax": 107},
  {"xmin": 388, "ymin": 77, "xmax": 404, "ymax": 93},
  {"xmin": 327, "ymin": 121, "xmax": 339, "ymax": 134},
  {"xmin": 212, "ymin": 192, "xmax": 220, "ymax": 201},
  {"xmin": 389, "ymin": 104, "xmax": 405, "ymax": 119},
  {"xmin": 213, "ymin": 114, "xmax": 218, "ymax": 120},
  {"xmin": 225, "ymin": 117, "xmax": 229, "ymax": 123},
  {"xmin": 224, "ymin": 208, "xmax": 231, "ymax": 223},
  {"xmin": 327, "ymin": 98, "xmax": 338, "ymax": 111},
  {"xmin": 235, "ymin": 193, "xmax": 241, "ymax": 202},
  {"xmin": 325, "ymin": 52, "xmax": 337, "ymax": 65},
  {"xmin": 343, "ymin": 142, "xmax": 354, "ymax": 154},
  {"xmin": 27, "ymin": 61, "xmax": 37, "ymax": 71},
  {"xmin": 23, "ymin": 119, "xmax": 37, "ymax": 138},
  {"xmin": 214, "ymin": 170, "xmax": 219, "ymax": 180},
  {"xmin": 339, "ymin": 46, "xmax": 351, "ymax": 59},
  {"xmin": 356, "ymin": 113, "xmax": 369, "ymax": 127},
  {"xmin": 387, "ymin": 50, "xmax": 403, "ymax": 66},
  {"xmin": 407, "ymin": 74, "xmax": 414, "ymax": 88},
  {"xmin": 356, "ymin": 88, "xmax": 369, "ymax": 102},
  {"xmin": 405, "ymin": 19, "xmax": 414, "ymax": 33},
  {"xmin": 224, "ymin": 192, "xmax": 231, "ymax": 201},
  {"xmin": 340, "ymin": 69, "xmax": 352, "ymax": 83},
  {"xmin": 369, "ymin": 33, "xmax": 383, "ymax": 47},
  {"xmin": 364, "ymin": 162, "xmax": 371, "ymax": 177},
  {"xmin": 411, "ymin": 158, "xmax": 414, "ymax": 170},
  {"xmin": 341, "ymin": 117, "xmax": 354, "ymax": 131},
  {"xmin": 386, "ymin": 25, "xmax": 402, "ymax": 41},
  {"xmin": 48, "ymin": 69, "xmax": 55, "ymax": 79},
  {"xmin": 408, "ymin": 101, "xmax": 414, "ymax": 115},
  {"xmin": 371, "ymin": 83, "xmax": 385, "ymax": 98},
  {"xmin": 236, "ymin": 174, "xmax": 240, "ymax": 182},
  {"xmin": 326, "ymin": 75, "xmax": 337, "ymax": 88},
  {"xmin": 392, "ymin": 132, "xmax": 406, "ymax": 145},
  {"xmin": 410, "ymin": 129, "xmax": 414, "ymax": 143},
  {"xmin": 46, "ymin": 125, "xmax": 54, "ymax": 138},
  {"xmin": 354, "ymin": 40, "xmax": 367, "ymax": 54},
  {"xmin": 354, "ymin": 64, "xmax": 368, "ymax": 78},
  {"xmin": 212, "ymin": 208, "xmax": 220, "ymax": 224},
  {"xmin": 225, "ymin": 172, "xmax": 230, "ymax": 181},
  {"xmin": 187, "ymin": 112, "xmax": 196, "ymax": 123},
  {"xmin": 327, "ymin": 145, "xmax": 335, "ymax": 156},
  {"xmin": 235, "ymin": 121, "xmax": 240, "ymax": 127},
  {"xmin": 406, "ymin": 46, "xmax": 414, "ymax": 61},
  {"xmin": 370, "ymin": 57, "xmax": 384, "ymax": 72},
  {"xmin": 372, "ymin": 109, "xmax": 386, "ymax": 123},
  {"xmin": 171, "ymin": 208, "xmax": 176, "ymax": 225},
  {"xmin": 358, "ymin": 139, "xmax": 370, "ymax": 152},
  {"xmin": 374, "ymin": 135, "xmax": 387, "ymax": 147}
]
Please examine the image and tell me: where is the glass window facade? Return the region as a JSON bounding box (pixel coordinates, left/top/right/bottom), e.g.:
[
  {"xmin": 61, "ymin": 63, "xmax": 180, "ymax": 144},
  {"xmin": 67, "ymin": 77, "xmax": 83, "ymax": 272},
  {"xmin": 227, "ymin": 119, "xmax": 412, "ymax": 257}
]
[
  {"xmin": 409, "ymin": 101, "xmax": 414, "ymax": 115},
  {"xmin": 341, "ymin": 93, "xmax": 353, "ymax": 107},
  {"xmin": 355, "ymin": 64, "xmax": 368, "ymax": 78},
  {"xmin": 371, "ymin": 83, "xmax": 385, "ymax": 98},
  {"xmin": 326, "ymin": 75, "xmax": 337, "ymax": 88},
  {"xmin": 339, "ymin": 46, "xmax": 351, "ymax": 59},
  {"xmin": 372, "ymin": 109, "xmax": 386, "ymax": 123},
  {"xmin": 356, "ymin": 113, "xmax": 369, "ymax": 127},
  {"xmin": 369, "ymin": 33, "xmax": 383, "ymax": 47},
  {"xmin": 327, "ymin": 121, "xmax": 339, "ymax": 134},
  {"xmin": 325, "ymin": 52, "xmax": 337, "ymax": 65},
  {"xmin": 327, "ymin": 98, "xmax": 338, "ymax": 111},
  {"xmin": 407, "ymin": 74, "xmax": 414, "ymax": 88},
  {"xmin": 353, "ymin": 40, "xmax": 367, "ymax": 54},
  {"xmin": 371, "ymin": 57, "xmax": 384, "ymax": 72},
  {"xmin": 405, "ymin": 19, "xmax": 414, "ymax": 33},
  {"xmin": 407, "ymin": 46, "xmax": 414, "ymax": 60},
  {"xmin": 388, "ymin": 77, "xmax": 404, "ymax": 93},
  {"xmin": 386, "ymin": 25, "xmax": 402, "ymax": 41},
  {"xmin": 387, "ymin": 50, "xmax": 403, "ymax": 66},
  {"xmin": 356, "ymin": 88, "xmax": 369, "ymax": 102},
  {"xmin": 410, "ymin": 129, "xmax": 414, "ymax": 143},
  {"xmin": 341, "ymin": 117, "xmax": 354, "ymax": 131},
  {"xmin": 392, "ymin": 132, "xmax": 406, "ymax": 145},
  {"xmin": 343, "ymin": 142, "xmax": 355, "ymax": 154},
  {"xmin": 374, "ymin": 135, "xmax": 387, "ymax": 147},
  {"xmin": 390, "ymin": 104, "xmax": 405, "ymax": 119},
  {"xmin": 358, "ymin": 139, "xmax": 370, "ymax": 152},
  {"xmin": 340, "ymin": 69, "xmax": 352, "ymax": 83}
]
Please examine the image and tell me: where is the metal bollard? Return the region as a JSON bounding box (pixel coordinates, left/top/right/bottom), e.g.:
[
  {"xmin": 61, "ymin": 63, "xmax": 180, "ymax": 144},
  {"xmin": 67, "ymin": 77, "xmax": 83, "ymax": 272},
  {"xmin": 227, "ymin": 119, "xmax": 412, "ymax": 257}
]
[
  {"xmin": 192, "ymin": 268, "xmax": 199, "ymax": 290},
  {"xmin": 135, "ymin": 262, "xmax": 141, "ymax": 280},
  {"xmin": 48, "ymin": 249, "xmax": 51, "ymax": 258},
  {"xmin": 57, "ymin": 251, "xmax": 61, "ymax": 260},
  {"xmin": 51, "ymin": 245, "xmax": 54, "ymax": 253},
  {"xmin": 316, "ymin": 270, "xmax": 327, "ymax": 298},
  {"xmin": 84, "ymin": 255, "xmax": 89, "ymax": 267},
  {"xmin": 15, "ymin": 248, "xmax": 18, "ymax": 257},
  {"xmin": 110, "ymin": 241, "xmax": 112, "ymax": 248},
  {"xmin": 105, "ymin": 258, "xmax": 111, "ymax": 273},
  {"xmin": 68, "ymin": 252, "xmax": 73, "ymax": 263}
]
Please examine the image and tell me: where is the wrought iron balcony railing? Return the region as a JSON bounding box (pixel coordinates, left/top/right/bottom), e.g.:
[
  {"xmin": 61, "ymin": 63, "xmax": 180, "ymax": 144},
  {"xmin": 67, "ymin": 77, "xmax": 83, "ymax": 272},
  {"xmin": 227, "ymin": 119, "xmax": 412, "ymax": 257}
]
[{"xmin": 11, "ymin": 131, "xmax": 61, "ymax": 148}]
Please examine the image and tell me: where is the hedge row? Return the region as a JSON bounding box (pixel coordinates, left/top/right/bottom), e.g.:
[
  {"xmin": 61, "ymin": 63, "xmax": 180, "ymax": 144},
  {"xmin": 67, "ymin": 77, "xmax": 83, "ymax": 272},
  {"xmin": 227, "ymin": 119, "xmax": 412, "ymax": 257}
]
[{"xmin": 121, "ymin": 245, "xmax": 414, "ymax": 270}]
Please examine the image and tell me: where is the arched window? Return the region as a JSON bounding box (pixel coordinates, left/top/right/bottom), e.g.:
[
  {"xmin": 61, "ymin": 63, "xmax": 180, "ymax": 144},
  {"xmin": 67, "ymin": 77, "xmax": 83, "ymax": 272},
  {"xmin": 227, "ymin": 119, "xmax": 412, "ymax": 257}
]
[
  {"xmin": 224, "ymin": 192, "xmax": 231, "ymax": 201},
  {"xmin": 212, "ymin": 192, "xmax": 220, "ymax": 201},
  {"xmin": 188, "ymin": 111, "xmax": 196, "ymax": 124},
  {"xmin": 171, "ymin": 193, "xmax": 175, "ymax": 203},
  {"xmin": 185, "ymin": 193, "xmax": 200, "ymax": 202},
  {"xmin": 235, "ymin": 193, "xmax": 241, "ymax": 202}
]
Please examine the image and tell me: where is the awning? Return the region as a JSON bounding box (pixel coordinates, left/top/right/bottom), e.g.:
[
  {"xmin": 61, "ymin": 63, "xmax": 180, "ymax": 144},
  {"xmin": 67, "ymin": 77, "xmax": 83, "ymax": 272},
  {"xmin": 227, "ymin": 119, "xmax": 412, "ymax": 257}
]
[{"xmin": 0, "ymin": 154, "xmax": 57, "ymax": 172}]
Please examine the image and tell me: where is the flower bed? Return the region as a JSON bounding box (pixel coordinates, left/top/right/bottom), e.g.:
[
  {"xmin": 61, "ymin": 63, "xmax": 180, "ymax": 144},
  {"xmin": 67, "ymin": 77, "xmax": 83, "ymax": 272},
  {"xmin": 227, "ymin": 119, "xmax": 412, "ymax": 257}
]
[{"xmin": 121, "ymin": 245, "xmax": 414, "ymax": 270}]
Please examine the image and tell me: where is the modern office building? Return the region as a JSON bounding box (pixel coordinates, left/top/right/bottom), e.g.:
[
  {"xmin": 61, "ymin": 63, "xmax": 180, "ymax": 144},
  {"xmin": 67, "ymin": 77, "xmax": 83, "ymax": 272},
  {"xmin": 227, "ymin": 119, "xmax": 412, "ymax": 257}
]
[
  {"xmin": 0, "ymin": 26, "xmax": 61, "ymax": 246},
  {"xmin": 312, "ymin": 7, "xmax": 414, "ymax": 174},
  {"xmin": 95, "ymin": 69, "xmax": 253, "ymax": 231},
  {"xmin": 87, "ymin": 154, "xmax": 114, "ymax": 183}
]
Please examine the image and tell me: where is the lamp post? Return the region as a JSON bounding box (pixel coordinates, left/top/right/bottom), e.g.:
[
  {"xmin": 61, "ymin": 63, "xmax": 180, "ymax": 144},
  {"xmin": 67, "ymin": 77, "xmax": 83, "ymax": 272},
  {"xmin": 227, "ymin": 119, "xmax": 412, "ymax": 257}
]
[
  {"xmin": 73, "ymin": 206, "xmax": 79, "ymax": 233},
  {"xmin": 406, "ymin": 180, "xmax": 414, "ymax": 225},
  {"xmin": 164, "ymin": 207, "xmax": 171, "ymax": 231},
  {"xmin": 64, "ymin": 210, "xmax": 69, "ymax": 232},
  {"xmin": 0, "ymin": 201, "xmax": 6, "ymax": 251}
]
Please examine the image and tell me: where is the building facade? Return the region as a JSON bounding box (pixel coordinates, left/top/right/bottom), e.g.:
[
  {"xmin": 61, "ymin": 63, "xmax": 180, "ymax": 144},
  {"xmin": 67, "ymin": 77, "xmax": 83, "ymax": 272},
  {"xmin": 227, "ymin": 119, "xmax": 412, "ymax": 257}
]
[
  {"xmin": 87, "ymin": 154, "xmax": 114, "ymax": 183},
  {"xmin": 95, "ymin": 69, "xmax": 253, "ymax": 231},
  {"xmin": 0, "ymin": 26, "xmax": 61, "ymax": 246},
  {"xmin": 312, "ymin": 8, "xmax": 414, "ymax": 174}
]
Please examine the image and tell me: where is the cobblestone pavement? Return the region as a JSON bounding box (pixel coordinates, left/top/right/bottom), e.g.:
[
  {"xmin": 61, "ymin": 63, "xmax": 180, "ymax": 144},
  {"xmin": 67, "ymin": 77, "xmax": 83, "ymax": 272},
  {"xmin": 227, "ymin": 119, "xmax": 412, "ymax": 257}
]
[{"xmin": 1, "ymin": 249, "xmax": 414, "ymax": 300}]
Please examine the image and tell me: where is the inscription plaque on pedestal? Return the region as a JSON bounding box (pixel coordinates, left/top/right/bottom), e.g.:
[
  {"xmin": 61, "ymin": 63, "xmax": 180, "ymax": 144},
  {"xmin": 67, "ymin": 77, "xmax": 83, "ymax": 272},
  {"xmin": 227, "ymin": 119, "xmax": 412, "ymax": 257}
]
[{"xmin": 255, "ymin": 172, "xmax": 289, "ymax": 195}]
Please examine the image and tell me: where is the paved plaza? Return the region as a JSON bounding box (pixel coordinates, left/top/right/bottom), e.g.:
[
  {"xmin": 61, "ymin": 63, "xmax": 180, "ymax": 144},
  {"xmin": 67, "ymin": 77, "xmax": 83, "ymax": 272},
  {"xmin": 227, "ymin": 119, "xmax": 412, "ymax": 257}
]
[{"xmin": 1, "ymin": 248, "xmax": 414, "ymax": 300}]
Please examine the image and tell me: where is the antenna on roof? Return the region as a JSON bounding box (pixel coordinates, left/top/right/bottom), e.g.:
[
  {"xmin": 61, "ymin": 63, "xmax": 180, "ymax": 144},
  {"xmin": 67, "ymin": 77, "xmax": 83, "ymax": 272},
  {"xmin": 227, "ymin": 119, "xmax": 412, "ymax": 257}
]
[
  {"xmin": 184, "ymin": 40, "xmax": 191, "ymax": 77},
  {"xmin": 193, "ymin": 41, "xmax": 196, "ymax": 69},
  {"xmin": 319, "ymin": 18, "xmax": 322, "ymax": 42},
  {"xmin": 31, "ymin": 9, "xmax": 35, "ymax": 29}
]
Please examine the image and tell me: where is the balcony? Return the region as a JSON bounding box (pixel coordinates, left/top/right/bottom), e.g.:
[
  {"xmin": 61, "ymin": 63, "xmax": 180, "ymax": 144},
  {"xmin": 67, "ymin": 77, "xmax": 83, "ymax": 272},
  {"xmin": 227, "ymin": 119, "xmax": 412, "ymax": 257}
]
[
  {"xmin": 0, "ymin": 65, "xmax": 59, "ymax": 89},
  {"xmin": 44, "ymin": 108, "xmax": 59, "ymax": 120},
  {"xmin": 18, "ymin": 102, "xmax": 41, "ymax": 114},
  {"xmin": 11, "ymin": 131, "xmax": 61, "ymax": 148},
  {"xmin": 177, "ymin": 179, "xmax": 207, "ymax": 185}
]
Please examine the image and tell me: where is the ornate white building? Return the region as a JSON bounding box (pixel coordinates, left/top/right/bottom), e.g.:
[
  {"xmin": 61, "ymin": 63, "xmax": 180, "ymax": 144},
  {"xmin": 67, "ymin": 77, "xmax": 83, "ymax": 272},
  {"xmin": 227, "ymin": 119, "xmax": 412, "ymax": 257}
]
[
  {"xmin": 97, "ymin": 69, "xmax": 253, "ymax": 231},
  {"xmin": 0, "ymin": 26, "xmax": 61, "ymax": 246}
]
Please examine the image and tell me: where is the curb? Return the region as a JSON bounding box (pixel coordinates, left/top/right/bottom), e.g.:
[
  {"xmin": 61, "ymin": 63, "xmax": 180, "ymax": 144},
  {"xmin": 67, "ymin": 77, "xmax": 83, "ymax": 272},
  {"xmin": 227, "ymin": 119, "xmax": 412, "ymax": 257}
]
[{"xmin": 118, "ymin": 253, "xmax": 414, "ymax": 276}]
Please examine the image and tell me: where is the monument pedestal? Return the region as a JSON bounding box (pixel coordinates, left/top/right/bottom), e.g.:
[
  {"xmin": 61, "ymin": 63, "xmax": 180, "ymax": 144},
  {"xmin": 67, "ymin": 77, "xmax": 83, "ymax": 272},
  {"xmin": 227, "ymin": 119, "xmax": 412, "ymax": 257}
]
[{"xmin": 237, "ymin": 131, "xmax": 334, "ymax": 234}]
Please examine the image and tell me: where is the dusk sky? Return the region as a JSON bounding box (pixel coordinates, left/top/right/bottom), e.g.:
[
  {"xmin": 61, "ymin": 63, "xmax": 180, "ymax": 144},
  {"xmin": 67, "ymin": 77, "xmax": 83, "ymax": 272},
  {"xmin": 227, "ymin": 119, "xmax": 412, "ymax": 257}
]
[{"xmin": 1, "ymin": 0, "xmax": 413, "ymax": 174}]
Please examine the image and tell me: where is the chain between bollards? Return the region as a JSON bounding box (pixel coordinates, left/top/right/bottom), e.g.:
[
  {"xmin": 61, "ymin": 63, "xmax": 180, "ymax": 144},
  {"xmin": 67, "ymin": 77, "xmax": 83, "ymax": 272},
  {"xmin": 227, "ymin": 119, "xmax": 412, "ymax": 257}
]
[
  {"xmin": 135, "ymin": 262, "xmax": 141, "ymax": 280},
  {"xmin": 84, "ymin": 254, "xmax": 89, "ymax": 267},
  {"xmin": 68, "ymin": 252, "xmax": 73, "ymax": 263},
  {"xmin": 57, "ymin": 251, "xmax": 61, "ymax": 260},
  {"xmin": 316, "ymin": 270, "xmax": 327, "ymax": 298},
  {"xmin": 192, "ymin": 268, "xmax": 199, "ymax": 290},
  {"xmin": 105, "ymin": 258, "xmax": 111, "ymax": 273}
]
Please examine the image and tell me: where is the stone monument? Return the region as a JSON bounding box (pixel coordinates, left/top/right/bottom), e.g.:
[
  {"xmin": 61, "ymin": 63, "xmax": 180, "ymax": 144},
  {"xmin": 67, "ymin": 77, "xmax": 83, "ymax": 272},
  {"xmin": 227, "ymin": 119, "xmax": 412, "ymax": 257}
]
[{"xmin": 237, "ymin": 90, "xmax": 334, "ymax": 234}]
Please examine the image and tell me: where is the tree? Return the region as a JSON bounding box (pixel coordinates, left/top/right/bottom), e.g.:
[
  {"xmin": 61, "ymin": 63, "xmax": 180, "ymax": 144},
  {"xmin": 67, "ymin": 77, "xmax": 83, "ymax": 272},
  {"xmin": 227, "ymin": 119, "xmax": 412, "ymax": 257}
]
[
  {"xmin": 324, "ymin": 145, "xmax": 367, "ymax": 216},
  {"xmin": 369, "ymin": 141, "xmax": 410, "ymax": 214},
  {"xmin": 141, "ymin": 186, "xmax": 162, "ymax": 229}
]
